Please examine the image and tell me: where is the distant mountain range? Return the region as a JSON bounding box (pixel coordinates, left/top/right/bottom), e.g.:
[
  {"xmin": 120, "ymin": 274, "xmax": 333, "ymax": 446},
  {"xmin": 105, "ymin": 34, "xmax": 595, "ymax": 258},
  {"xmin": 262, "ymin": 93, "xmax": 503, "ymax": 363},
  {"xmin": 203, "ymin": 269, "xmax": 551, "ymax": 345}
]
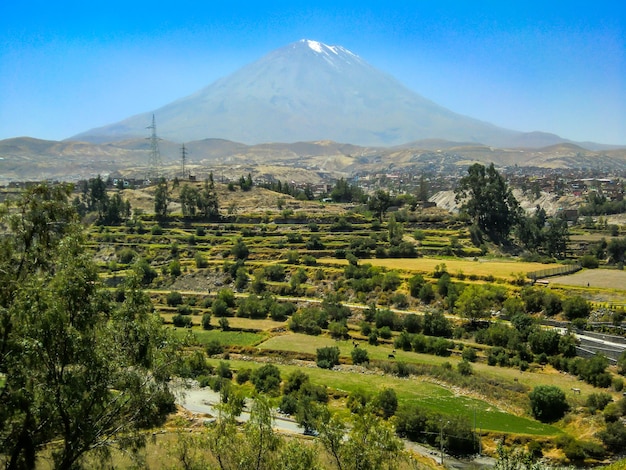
[
  {"xmin": 2, "ymin": 134, "xmax": 626, "ymax": 185},
  {"xmin": 70, "ymin": 39, "xmax": 599, "ymax": 149}
]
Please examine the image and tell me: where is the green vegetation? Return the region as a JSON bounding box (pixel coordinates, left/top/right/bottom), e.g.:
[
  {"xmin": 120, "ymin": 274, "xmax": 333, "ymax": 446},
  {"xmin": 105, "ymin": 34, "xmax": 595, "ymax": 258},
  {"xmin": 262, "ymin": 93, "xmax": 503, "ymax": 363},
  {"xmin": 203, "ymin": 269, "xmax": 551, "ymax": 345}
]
[{"xmin": 2, "ymin": 177, "xmax": 625, "ymax": 468}]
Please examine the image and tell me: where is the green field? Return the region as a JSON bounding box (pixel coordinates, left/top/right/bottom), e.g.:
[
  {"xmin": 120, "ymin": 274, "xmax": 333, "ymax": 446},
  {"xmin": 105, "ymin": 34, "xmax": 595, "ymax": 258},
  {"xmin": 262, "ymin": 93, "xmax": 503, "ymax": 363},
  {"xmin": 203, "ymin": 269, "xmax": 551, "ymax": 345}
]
[
  {"xmin": 206, "ymin": 357, "xmax": 559, "ymax": 436},
  {"xmin": 172, "ymin": 328, "xmax": 267, "ymax": 347}
]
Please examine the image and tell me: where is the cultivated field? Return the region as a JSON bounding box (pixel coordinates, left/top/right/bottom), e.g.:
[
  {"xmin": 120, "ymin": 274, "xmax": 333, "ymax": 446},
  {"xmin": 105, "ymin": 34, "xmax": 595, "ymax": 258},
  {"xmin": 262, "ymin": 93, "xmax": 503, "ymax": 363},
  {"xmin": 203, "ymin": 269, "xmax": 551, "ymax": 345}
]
[
  {"xmin": 319, "ymin": 256, "xmax": 561, "ymax": 280},
  {"xmin": 548, "ymin": 269, "xmax": 626, "ymax": 290}
]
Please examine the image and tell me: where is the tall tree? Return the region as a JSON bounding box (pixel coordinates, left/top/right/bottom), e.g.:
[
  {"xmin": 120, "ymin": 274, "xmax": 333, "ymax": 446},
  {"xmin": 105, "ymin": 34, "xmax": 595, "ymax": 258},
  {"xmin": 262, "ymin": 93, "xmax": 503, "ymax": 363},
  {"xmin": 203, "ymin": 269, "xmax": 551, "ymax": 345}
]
[
  {"xmin": 0, "ymin": 184, "xmax": 176, "ymax": 469},
  {"xmin": 154, "ymin": 178, "xmax": 169, "ymax": 220},
  {"xmin": 455, "ymin": 163, "xmax": 520, "ymax": 242}
]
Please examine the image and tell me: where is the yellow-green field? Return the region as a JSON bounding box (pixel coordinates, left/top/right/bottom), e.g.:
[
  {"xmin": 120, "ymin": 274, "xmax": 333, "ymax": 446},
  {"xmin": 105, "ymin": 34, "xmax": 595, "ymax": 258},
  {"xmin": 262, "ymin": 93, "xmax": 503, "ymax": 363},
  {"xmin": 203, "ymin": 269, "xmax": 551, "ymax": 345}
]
[{"xmin": 319, "ymin": 257, "xmax": 561, "ymax": 279}]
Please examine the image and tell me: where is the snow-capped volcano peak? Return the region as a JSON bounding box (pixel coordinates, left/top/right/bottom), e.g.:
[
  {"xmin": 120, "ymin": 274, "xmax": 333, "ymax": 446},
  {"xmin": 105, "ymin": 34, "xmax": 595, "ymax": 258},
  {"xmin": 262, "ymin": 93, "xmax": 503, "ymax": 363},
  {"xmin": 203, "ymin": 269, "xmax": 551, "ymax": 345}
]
[
  {"xmin": 296, "ymin": 39, "xmax": 360, "ymax": 68},
  {"xmin": 305, "ymin": 39, "xmax": 325, "ymax": 53}
]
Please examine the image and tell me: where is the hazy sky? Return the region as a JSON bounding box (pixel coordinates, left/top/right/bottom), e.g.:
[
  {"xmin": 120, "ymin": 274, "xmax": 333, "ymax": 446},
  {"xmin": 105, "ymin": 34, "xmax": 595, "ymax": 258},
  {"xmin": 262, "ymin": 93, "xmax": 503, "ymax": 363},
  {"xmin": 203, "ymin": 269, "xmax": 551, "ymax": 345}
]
[{"xmin": 1, "ymin": 1, "xmax": 624, "ymax": 144}]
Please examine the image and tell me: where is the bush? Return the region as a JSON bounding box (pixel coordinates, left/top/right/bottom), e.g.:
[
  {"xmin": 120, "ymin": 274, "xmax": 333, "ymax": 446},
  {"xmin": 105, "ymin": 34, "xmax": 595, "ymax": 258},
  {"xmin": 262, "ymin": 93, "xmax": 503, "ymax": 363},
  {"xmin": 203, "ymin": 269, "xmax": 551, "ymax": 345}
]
[
  {"xmin": 461, "ymin": 347, "xmax": 477, "ymax": 362},
  {"xmin": 169, "ymin": 260, "xmax": 181, "ymax": 277},
  {"xmin": 580, "ymin": 254, "xmax": 599, "ymax": 269},
  {"xmin": 598, "ymin": 421, "xmax": 626, "ymax": 453},
  {"xmin": 529, "ymin": 385, "xmax": 569, "ymax": 422},
  {"xmin": 166, "ymin": 291, "xmax": 184, "ymax": 307},
  {"xmin": 563, "ymin": 296, "xmax": 591, "ymax": 320},
  {"xmin": 374, "ymin": 388, "xmax": 398, "ymax": 418},
  {"xmin": 216, "ymin": 361, "xmax": 232, "ymax": 379},
  {"xmin": 206, "ymin": 339, "xmax": 224, "ymax": 356},
  {"xmin": 457, "ymin": 360, "xmax": 473, "ymax": 376},
  {"xmin": 378, "ymin": 326, "xmax": 392, "ymax": 339},
  {"xmin": 251, "ymin": 364, "xmax": 281, "ymax": 395},
  {"xmin": 218, "ymin": 317, "xmax": 230, "ymax": 331},
  {"xmin": 236, "ymin": 368, "xmax": 251, "ymax": 385},
  {"xmin": 586, "ymin": 392, "xmax": 613, "ymax": 413},
  {"xmin": 328, "ymin": 321, "xmax": 349, "ymax": 339},
  {"xmin": 201, "ymin": 313, "xmax": 212, "ymax": 330},
  {"xmin": 316, "ymin": 346, "xmax": 340, "ymax": 369},
  {"xmin": 177, "ymin": 304, "xmax": 192, "ymax": 315},
  {"xmin": 172, "ymin": 314, "xmax": 192, "ymax": 328},
  {"xmin": 195, "ymin": 252, "xmax": 208, "ymax": 268},
  {"xmin": 351, "ymin": 347, "xmax": 369, "ymax": 365},
  {"xmin": 117, "ymin": 247, "xmax": 137, "ymax": 264}
]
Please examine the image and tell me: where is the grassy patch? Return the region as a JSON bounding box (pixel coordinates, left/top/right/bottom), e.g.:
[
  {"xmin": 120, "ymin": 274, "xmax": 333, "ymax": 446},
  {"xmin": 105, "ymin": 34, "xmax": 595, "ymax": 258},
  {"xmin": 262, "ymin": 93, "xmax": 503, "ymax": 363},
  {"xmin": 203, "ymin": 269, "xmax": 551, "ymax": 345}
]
[
  {"xmin": 206, "ymin": 357, "xmax": 559, "ymax": 436},
  {"xmin": 172, "ymin": 328, "xmax": 267, "ymax": 347}
]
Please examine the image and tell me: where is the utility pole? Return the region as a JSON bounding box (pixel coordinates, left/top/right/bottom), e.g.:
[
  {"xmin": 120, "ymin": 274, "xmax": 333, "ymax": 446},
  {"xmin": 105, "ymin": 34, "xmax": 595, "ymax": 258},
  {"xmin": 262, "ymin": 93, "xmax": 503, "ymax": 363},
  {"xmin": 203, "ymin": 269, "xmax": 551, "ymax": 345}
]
[{"xmin": 440, "ymin": 420, "xmax": 449, "ymax": 466}]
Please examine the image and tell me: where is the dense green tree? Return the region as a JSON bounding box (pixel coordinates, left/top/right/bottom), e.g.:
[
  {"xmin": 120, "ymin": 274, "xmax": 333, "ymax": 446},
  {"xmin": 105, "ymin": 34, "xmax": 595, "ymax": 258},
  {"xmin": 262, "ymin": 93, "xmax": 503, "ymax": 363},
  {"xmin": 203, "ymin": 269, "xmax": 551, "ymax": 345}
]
[
  {"xmin": 543, "ymin": 217, "xmax": 570, "ymax": 259},
  {"xmin": 529, "ymin": 385, "xmax": 569, "ymax": 422},
  {"xmin": 455, "ymin": 163, "xmax": 521, "ymax": 242},
  {"xmin": 154, "ymin": 178, "xmax": 169, "ymax": 219},
  {"xmin": 0, "ymin": 184, "xmax": 176, "ymax": 469},
  {"xmin": 351, "ymin": 347, "xmax": 369, "ymax": 365},
  {"xmin": 179, "ymin": 184, "xmax": 199, "ymax": 217},
  {"xmin": 197, "ymin": 178, "xmax": 219, "ymax": 218},
  {"xmin": 368, "ymin": 190, "xmax": 392, "ymax": 222},
  {"xmin": 607, "ymin": 236, "xmax": 626, "ymax": 264},
  {"xmin": 455, "ymin": 284, "xmax": 493, "ymax": 323},
  {"xmin": 317, "ymin": 346, "xmax": 340, "ymax": 369},
  {"xmin": 251, "ymin": 364, "xmax": 282, "ymax": 395},
  {"xmin": 562, "ymin": 296, "xmax": 591, "ymax": 320},
  {"xmin": 317, "ymin": 406, "xmax": 405, "ymax": 470}
]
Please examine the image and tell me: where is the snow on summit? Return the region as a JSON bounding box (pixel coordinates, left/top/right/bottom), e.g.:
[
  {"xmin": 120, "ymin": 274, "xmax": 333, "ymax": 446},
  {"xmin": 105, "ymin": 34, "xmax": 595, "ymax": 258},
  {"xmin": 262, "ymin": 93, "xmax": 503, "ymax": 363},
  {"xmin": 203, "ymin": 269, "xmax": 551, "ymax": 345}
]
[{"xmin": 306, "ymin": 39, "xmax": 324, "ymax": 53}]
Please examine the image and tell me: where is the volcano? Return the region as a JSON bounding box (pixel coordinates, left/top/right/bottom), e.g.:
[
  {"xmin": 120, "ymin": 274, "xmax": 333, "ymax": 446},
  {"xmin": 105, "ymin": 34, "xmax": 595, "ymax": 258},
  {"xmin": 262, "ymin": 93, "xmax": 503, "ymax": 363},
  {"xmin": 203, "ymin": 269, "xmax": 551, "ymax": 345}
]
[{"xmin": 71, "ymin": 39, "xmax": 563, "ymax": 148}]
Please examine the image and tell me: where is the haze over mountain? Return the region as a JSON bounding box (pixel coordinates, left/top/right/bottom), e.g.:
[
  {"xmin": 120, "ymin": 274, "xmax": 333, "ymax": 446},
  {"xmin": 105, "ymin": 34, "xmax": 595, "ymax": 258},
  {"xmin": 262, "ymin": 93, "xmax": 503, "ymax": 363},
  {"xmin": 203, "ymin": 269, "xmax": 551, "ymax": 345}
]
[{"xmin": 72, "ymin": 40, "xmax": 569, "ymax": 148}]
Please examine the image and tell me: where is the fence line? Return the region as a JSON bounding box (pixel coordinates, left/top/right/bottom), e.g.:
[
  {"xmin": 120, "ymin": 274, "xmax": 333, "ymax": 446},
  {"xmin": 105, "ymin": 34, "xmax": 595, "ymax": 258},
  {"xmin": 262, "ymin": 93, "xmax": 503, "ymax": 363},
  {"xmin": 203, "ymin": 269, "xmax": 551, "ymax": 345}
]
[{"xmin": 527, "ymin": 264, "xmax": 581, "ymax": 281}]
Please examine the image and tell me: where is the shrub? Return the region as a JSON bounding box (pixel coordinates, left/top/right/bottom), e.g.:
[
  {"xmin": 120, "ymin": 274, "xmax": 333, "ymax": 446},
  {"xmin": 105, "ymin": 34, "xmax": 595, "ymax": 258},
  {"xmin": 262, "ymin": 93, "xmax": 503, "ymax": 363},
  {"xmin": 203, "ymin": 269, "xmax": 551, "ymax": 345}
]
[
  {"xmin": 195, "ymin": 252, "xmax": 208, "ymax": 268},
  {"xmin": 351, "ymin": 347, "xmax": 369, "ymax": 365},
  {"xmin": 201, "ymin": 313, "xmax": 211, "ymax": 330},
  {"xmin": 598, "ymin": 421, "xmax": 626, "ymax": 453},
  {"xmin": 212, "ymin": 298, "xmax": 230, "ymax": 317},
  {"xmin": 461, "ymin": 347, "xmax": 477, "ymax": 362},
  {"xmin": 580, "ymin": 254, "xmax": 599, "ymax": 269},
  {"xmin": 251, "ymin": 364, "xmax": 281, "ymax": 395},
  {"xmin": 169, "ymin": 260, "xmax": 181, "ymax": 277},
  {"xmin": 316, "ymin": 346, "xmax": 340, "ymax": 369},
  {"xmin": 176, "ymin": 304, "xmax": 192, "ymax": 315},
  {"xmin": 563, "ymin": 296, "xmax": 591, "ymax": 320},
  {"xmin": 529, "ymin": 385, "xmax": 569, "ymax": 422},
  {"xmin": 172, "ymin": 314, "xmax": 192, "ymax": 328},
  {"xmin": 166, "ymin": 291, "xmax": 184, "ymax": 307},
  {"xmin": 586, "ymin": 393, "xmax": 613, "ymax": 414},
  {"xmin": 236, "ymin": 368, "xmax": 251, "ymax": 385},
  {"xmin": 378, "ymin": 326, "xmax": 392, "ymax": 339},
  {"xmin": 117, "ymin": 247, "xmax": 137, "ymax": 264},
  {"xmin": 206, "ymin": 339, "xmax": 224, "ymax": 356},
  {"xmin": 457, "ymin": 360, "xmax": 473, "ymax": 376},
  {"xmin": 374, "ymin": 388, "xmax": 398, "ymax": 419},
  {"xmin": 218, "ymin": 317, "xmax": 230, "ymax": 331},
  {"xmin": 328, "ymin": 321, "xmax": 349, "ymax": 339},
  {"xmin": 216, "ymin": 361, "xmax": 232, "ymax": 379}
]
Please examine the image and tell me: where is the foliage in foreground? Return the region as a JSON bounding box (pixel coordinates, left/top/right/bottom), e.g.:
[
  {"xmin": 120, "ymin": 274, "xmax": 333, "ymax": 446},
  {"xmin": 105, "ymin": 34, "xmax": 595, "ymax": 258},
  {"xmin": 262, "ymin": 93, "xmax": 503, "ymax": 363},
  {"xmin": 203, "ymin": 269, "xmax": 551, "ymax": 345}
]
[
  {"xmin": 0, "ymin": 184, "xmax": 177, "ymax": 470},
  {"xmin": 170, "ymin": 392, "xmax": 408, "ymax": 470}
]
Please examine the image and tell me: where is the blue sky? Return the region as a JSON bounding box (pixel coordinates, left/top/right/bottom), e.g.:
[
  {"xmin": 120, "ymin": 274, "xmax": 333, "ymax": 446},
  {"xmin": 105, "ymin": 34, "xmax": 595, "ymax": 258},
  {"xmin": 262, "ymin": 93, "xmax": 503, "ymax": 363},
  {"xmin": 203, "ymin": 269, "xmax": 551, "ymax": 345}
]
[{"xmin": 1, "ymin": 1, "xmax": 624, "ymax": 144}]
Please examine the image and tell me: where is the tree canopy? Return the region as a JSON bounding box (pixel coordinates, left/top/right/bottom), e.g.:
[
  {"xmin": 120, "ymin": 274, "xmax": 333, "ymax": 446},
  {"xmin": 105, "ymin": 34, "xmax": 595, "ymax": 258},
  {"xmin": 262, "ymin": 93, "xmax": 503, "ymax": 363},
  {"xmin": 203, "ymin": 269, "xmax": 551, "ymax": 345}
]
[
  {"xmin": 455, "ymin": 163, "xmax": 521, "ymax": 242},
  {"xmin": 0, "ymin": 184, "xmax": 176, "ymax": 469}
]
